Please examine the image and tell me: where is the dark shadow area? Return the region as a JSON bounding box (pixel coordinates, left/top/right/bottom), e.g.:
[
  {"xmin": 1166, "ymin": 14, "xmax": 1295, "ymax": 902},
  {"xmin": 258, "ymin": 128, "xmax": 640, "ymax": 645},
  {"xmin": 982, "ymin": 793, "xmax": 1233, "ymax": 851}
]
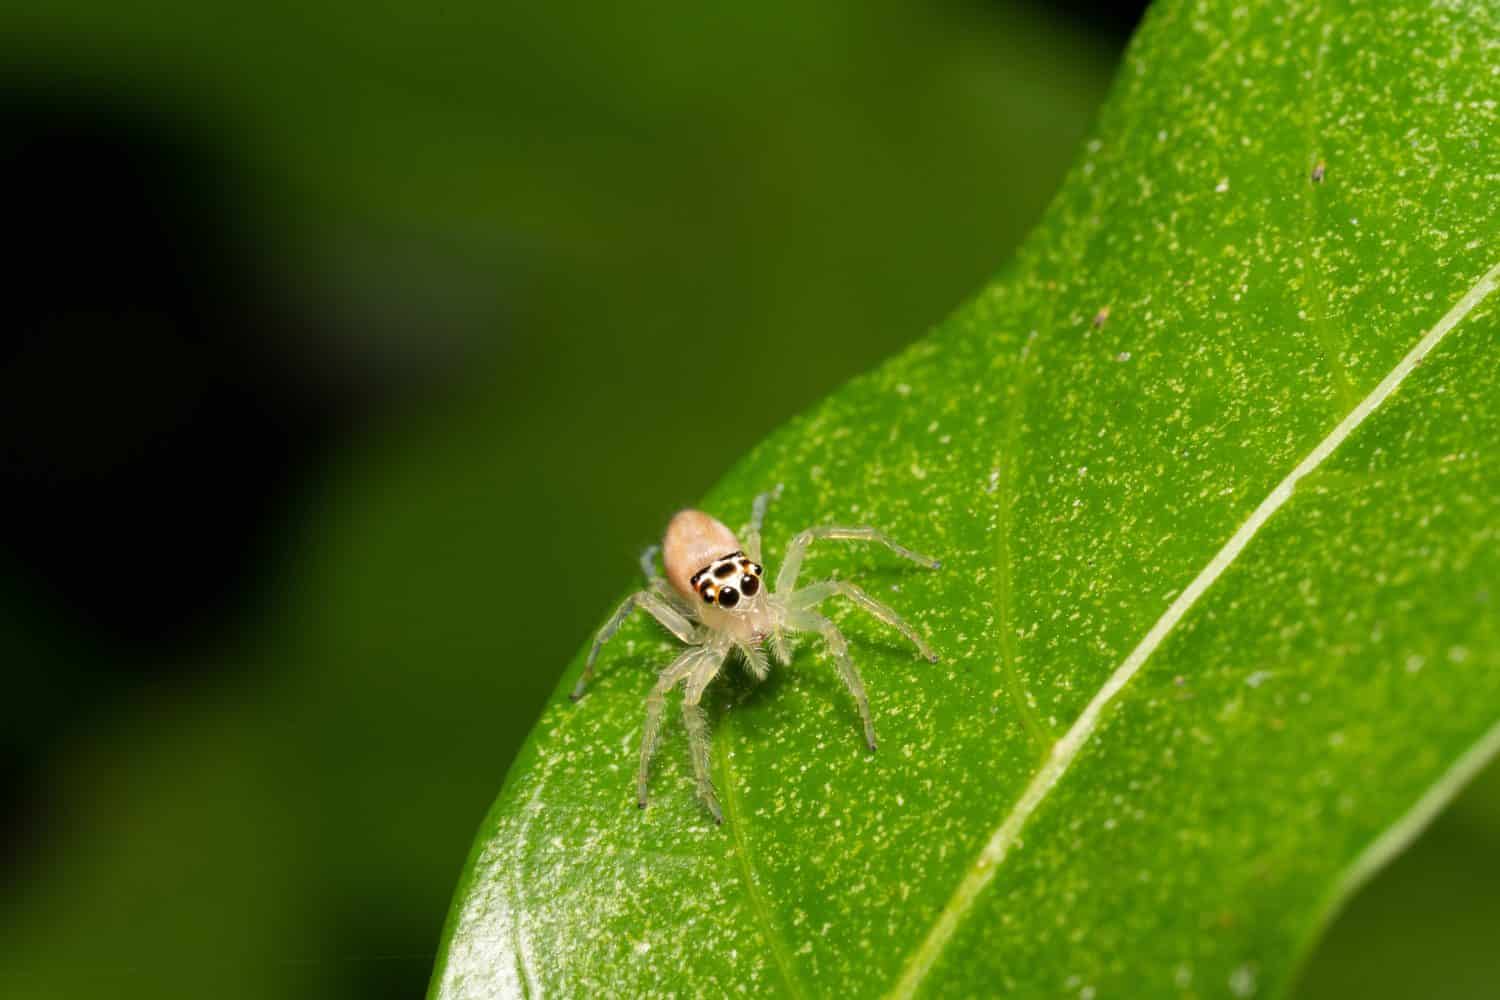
[
  {"xmin": 0, "ymin": 84, "xmax": 361, "ymax": 869},
  {"xmin": 1031, "ymin": 0, "xmax": 1149, "ymax": 36}
]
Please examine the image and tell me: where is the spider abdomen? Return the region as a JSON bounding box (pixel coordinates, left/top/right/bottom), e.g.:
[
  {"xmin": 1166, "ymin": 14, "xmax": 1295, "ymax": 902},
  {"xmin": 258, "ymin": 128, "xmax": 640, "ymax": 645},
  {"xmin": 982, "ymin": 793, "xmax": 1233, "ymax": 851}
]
[{"xmin": 662, "ymin": 509, "xmax": 741, "ymax": 602}]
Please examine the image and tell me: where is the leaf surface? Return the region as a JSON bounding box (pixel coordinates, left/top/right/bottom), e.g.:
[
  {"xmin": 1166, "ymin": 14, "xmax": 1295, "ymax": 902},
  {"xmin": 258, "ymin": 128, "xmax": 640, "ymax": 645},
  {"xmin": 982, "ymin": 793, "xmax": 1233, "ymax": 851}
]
[{"xmin": 431, "ymin": 1, "xmax": 1500, "ymax": 996}]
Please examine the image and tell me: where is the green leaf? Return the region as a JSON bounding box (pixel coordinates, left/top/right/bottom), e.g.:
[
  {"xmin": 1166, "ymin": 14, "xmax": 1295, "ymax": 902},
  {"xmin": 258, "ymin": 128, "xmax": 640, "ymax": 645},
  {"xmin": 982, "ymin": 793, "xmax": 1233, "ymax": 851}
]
[{"xmin": 430, "ymin": 0, "xmax": 1500, "ymax": 995}]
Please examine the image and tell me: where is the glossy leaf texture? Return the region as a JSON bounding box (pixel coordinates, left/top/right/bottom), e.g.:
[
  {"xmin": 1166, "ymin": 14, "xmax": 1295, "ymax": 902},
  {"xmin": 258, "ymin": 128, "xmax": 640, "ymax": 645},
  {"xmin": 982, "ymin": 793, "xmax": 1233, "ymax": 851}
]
[{"xmin": 431, "ymin": 1, "xmax": 1500, "ymax": 996}]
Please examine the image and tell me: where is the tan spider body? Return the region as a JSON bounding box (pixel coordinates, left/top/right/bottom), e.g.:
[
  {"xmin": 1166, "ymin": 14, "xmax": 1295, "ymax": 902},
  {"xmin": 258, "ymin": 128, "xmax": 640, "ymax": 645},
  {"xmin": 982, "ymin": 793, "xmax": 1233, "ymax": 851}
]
[{"xmin": 571, "ymin": 489, "xmax": 940, "ymax": 823}]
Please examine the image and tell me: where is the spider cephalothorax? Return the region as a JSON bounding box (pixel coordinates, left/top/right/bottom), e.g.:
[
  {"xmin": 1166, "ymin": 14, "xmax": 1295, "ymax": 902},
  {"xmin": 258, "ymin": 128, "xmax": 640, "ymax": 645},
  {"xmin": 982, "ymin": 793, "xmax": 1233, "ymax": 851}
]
[
  {"xmin": 570, "ymin": 488, "xmax": 940, "ymax": 823},
  {"xmin": 688, "ymin": 551, "xmax": 763, "ymax": 608}
]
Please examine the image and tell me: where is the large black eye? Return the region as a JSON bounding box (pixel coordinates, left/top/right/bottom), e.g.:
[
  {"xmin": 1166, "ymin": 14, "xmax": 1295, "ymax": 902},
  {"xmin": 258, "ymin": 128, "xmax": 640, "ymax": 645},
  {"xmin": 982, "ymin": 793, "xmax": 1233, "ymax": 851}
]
[
  {"xmin": 740, "ymin": 575, "xmax": 759, "ymax": 596},
  {"xmin": 718, "ymin": 586, "xmax": 740, "ymax": 608}
]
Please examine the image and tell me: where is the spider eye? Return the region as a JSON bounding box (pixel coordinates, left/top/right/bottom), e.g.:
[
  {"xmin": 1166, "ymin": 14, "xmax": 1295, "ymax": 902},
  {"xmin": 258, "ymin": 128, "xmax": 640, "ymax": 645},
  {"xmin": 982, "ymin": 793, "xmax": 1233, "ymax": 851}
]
[
  {"xmin": 713, "ymin": 563, "xmax": 736, "ymax": 579},
  {"xmin": 751, "ymin": 563, "xmax": 763, "ymax": 576},
  {"xmin": 717, "ymin": 586, "xmax": 740, "ymax": 608},
  {"xmin": 740, "ymin": 574, "xmax": 759, "ymax": 596},
  {"xmin": 699, "ymin": 584, "xmax": 715, "ymax": 603}
]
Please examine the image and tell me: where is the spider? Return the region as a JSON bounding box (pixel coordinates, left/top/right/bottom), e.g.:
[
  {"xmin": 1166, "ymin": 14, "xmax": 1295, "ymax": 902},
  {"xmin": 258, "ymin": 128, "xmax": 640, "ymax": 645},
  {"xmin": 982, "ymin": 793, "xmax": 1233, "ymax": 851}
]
[{"xmin": 570, "ymin": 488, "xmax": 941, "ymax": 823}]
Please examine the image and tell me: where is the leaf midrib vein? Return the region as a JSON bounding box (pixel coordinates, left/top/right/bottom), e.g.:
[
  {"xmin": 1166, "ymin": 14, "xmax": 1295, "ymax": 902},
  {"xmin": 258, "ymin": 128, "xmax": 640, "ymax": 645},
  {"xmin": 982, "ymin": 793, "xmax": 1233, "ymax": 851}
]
[{"xmin": 884, "ymin": 260, "xmax": 1500, "ymax": 998}]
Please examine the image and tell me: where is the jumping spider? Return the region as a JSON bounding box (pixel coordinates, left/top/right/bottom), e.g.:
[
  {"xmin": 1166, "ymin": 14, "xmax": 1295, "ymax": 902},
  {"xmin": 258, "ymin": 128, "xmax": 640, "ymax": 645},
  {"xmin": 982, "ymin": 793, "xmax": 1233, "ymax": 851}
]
[{"xmin": 570, "ymin": 489, "xmax": 941, "ymax": 823}]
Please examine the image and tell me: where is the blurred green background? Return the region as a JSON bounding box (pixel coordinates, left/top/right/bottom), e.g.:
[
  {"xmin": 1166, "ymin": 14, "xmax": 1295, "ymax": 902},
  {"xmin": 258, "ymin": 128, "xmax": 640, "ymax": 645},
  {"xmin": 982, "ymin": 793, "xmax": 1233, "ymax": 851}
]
[{"xmin": 0, "ymin": 2, "xmax": 1495, "ymax": 998}]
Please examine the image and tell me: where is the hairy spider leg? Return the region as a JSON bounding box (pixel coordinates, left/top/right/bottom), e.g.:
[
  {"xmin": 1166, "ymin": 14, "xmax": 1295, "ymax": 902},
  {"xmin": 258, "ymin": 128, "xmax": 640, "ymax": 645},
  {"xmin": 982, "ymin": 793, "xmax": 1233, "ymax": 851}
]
[
  {"xmin": 638, "ymin": 544, "xmax": 698, "ymax": 616},
  {"xmin": 572, "ymin": 590, "xmax": 701, "ymax": 701},
  {"xmin": 649, "ymin": 578, "xmax": 698, "ymax": 617},
  {"xmin": 637, "ymin": 645, "xmax": 716, "ymax": 810},
  {"xmin": 679, "ymin": 643, "xmax": 731, "ymax": 823},
  {"xmin": 638, "ymin": 544, "xmax": 662, "ymax": 584},
  {"xmin": 787, "ymin": 608, "xmax": 878, "ymax": 751},
  {"xmin": 775, "ymin": 525, "xmax": 941, "ymax": 594},
  {"xmin": 788, "ymin": 580, "xmax": 939, "ymax": 662},
  {"xmin": 680, "ymin": 702, "xmax": 720, "ymax": 823},
  {"xmin": 734, "ymin": 639, "xmax": 770, "ymax": 681},
  {"xmin": 741, "ymin": 484, "xmax": 781, "ymax": 564}
]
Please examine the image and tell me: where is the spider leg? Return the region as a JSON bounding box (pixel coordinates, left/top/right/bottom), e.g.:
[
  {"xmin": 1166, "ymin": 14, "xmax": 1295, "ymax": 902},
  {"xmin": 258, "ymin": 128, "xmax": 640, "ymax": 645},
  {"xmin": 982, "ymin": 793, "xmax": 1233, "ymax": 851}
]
[
  {"xmin": 768, "ymin": 630, "xmax": 793, "ymax": 667},
  {"xmin": 642, "ymin": 548, "xmax": 693, "ymax": 617},
  {"xmin": 640, "ymin": 545, "xmax": 698, "ymax": 616},
  {"xmin": 788, "ymin": 580, "xmax": 938, "ymax": 662},
  {"xmin": 572, "ymin": 590, "xmax": 701, "ymax": 701},
  {"xmin": 775, "ymin": 525, "xmax": 941, "ymax": 594},
  {"xmin": 680, "ymin": 702, "xmax": 720, "ymax": 823},
  {"xmin": 638, "ymin": 544, "xmax": 662, "ymax": 584},
  {"xmin": 788, "ymin": 609, "xmax": 878, "ymax": 751},
  {"xmin": 681, "ymin": 643, "xmax": 730, "ymax": 822},
  {"xmin": 684, "ymin": 641, "xmax": 729, "ymax": 705},
  {"xmin": 741, "ymin": 484, "xmax": 782, "ymax": 564},
  {"xmin": 650, "ymin": 577, "xmax": 698, "ymax": 617},
  {"xmin": 637, "ymin": 646, "xmax": 710, "ymax": 810},
  {"xmin": 735, "ymin": 639, "xmax": 770, "ymax": 681}
]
